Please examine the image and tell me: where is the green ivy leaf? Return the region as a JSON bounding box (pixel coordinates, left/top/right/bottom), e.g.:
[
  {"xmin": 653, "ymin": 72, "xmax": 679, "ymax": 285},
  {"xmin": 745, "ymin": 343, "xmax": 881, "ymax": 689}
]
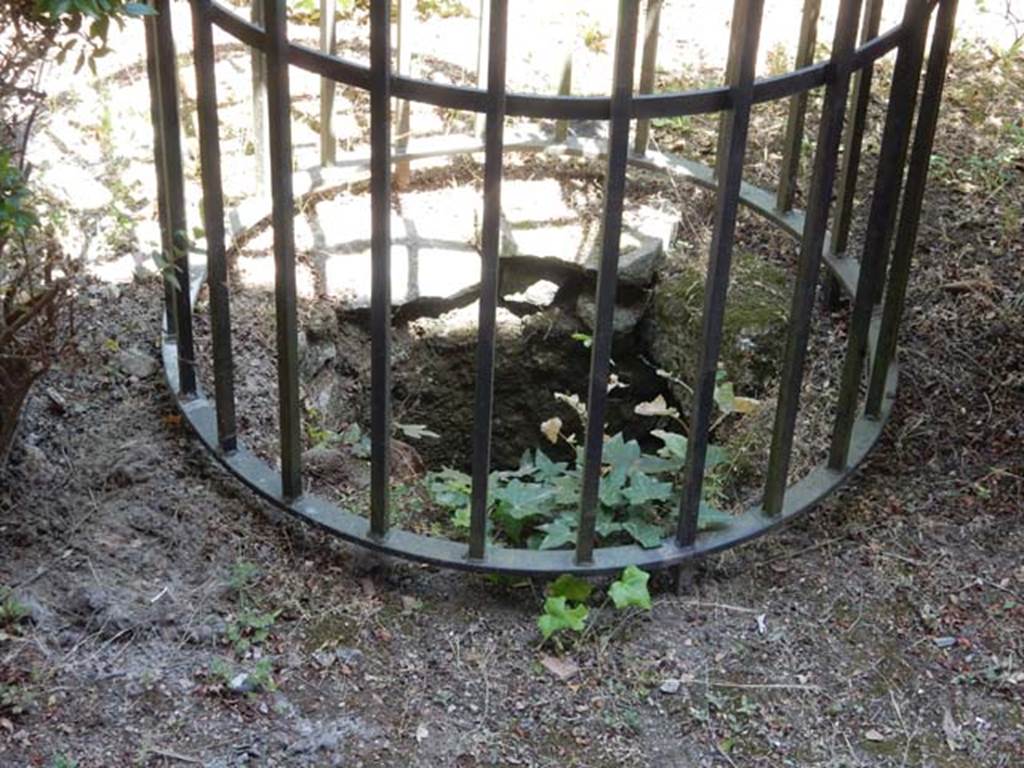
[
  {"xmin": 705, "ymin": 445, "xmax": 729, "ymax": 472},
  {"xmin": 426, "ymin": 468, "xmax": 471, "ymax": 510},
  {"xmin": 547, "ymin": 574, "xmax": 593, "ymax": 603},
  {"xmin": 551, "ymin": 472, "xmax": 582, "ymax": 506},
  {"xmin": 537, "ymin": 596, "xmax": 589, "ymax": 640},
  {"xmin": 608, "ymin": 565, "xmax": 652, "ymax": 610},
  {"xmin": 534, "ymin": 449, "xmax": 568, "ymax": 481},
  {"xmin": 602, "ymin": 433, "xmax": 641, "ymax": 474},
  {"xmin": 697, "ymin": 502, "xmax": 732, "ymax": 531},
  {"xmin": 634, "ymin": 453, "xmax": 683, "ymax": 474},
  {"xmin": 451, "ymin": 505, "xmax": 471, "ymax": 529},
  {"xmin": 622, "ymin": 520, "xmax": 665, "ymax": 549},
  {"xmin": 537, "ymin": 516, "xmax": 576, "ymax": 550},
  {"xmin": 714, "ymin": 380, "xmax": 736, "ymax": 414},
  {"xmin": 570, "ymin": 332, "xmax": 593, "ymax": 348},
  {"xmin": 598, "ymin": 465, "xmax": 628, "ymax": 507},
  {"xmin": 493, "ymin": 480, "xmax": 555, "ymax": 520},
  {"xmin": 623, "ymin": 472, "xmax": 673, "ymax": 506},
  {"xmin": 595, "ymin": 511, "xmax": 624, "ymax": 538},
  {"xmin": 652, "ymin": 429, "xmax": 688, "ymax": 461},
  {"xmin": 339, "ymin": 422, "xmax": 362, "ymax": 444}
]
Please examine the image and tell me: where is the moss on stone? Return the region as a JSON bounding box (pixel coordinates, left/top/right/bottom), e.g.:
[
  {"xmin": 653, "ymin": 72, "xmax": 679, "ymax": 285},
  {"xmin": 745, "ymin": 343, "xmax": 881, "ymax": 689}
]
[{"xmin": 646, "ymin": 249, "xmax": 790, "ymax": 396}]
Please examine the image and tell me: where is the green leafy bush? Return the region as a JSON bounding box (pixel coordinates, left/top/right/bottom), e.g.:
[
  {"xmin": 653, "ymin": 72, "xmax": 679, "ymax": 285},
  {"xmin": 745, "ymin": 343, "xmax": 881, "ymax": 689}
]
[
  {"xmin": 32, "ymin": 0, "xmax": 156, "ymax": 75},
  {"xmin": 0, "ymin": 0, "xmax": 148, "ymax": 465}
]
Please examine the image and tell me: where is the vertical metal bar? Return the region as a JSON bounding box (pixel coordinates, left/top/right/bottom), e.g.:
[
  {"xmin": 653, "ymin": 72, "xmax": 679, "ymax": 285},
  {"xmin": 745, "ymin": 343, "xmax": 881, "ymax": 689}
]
[
  {"xmin": 676, "ymin": 0, "xmax": 764, "ymax": 547},
  {"xmin": 395, "ymin": 0, "xmax": 414, "ymax": 187},
  {"xmin": 192, "ymin": 0, "xmax": 238, "ymax": 453},
  {"xmin": 468, "ymin": 0, "xmax": 509, "ymax": 562},
  {"xmin": 831, "ymin": 0, "xmax": 885, "ymax": 257},
  {"xmin": 251, "ymin": 0, "xmax": 270, "ymax": 197},
  {"xmin": 828, "ymin": 0, "xmax": 930, "ymax": 470},
  {"xmin": 369, "ymin": 0, "xmax": 393, "ymax": 536},
  {"xmin": 319, "ymin": 0, "xmax": 338, "ymax": 166},
  {"xmin": 474, "ymin": 0, "xmax": 489, "ymax": 137},
  {"xmin": 866, "ymin": 0, "xmax": 958, "ymax": 417},
  {"xmin": 575, "ymin": 0, "xmax": 640, "ymax": 565},
  {"xmin": 714, "ymin": 13, "xmax": 743, "ymax": 181},
  {"xmin": 763, "ymin": 0, "xmax": 864, "ymax": 515},
  {"xmin": 633, "ymin": 0, "xmax": 662, "ymax": 156},
  {"xmin": 776, "ymin": 0, "xmax": 821, "ymax": 213},
  {"xmin": 143, "ymin": 9, "xmax": 174, "ymax": 335},
  {"xmin": 154, "ymin": 0, "xmax": 196, "ymax": 396},
  {"xmin": 553, "ymin": 50, "xmax": 573, "ymax": 142},
  {"xmin": 264, "ymin": 0, "xmax": 303, "ymax": 499},
  {"xmin": 869, "ymin": 9, "xmax": 931, "ymax": 306}
]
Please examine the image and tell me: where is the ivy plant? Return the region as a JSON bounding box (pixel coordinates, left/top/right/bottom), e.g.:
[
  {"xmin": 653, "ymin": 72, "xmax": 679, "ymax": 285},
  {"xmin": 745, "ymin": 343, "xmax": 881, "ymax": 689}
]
[
  {"xmin": 537, "ymin": 567, "xmax": 653, "ymax": 647},
  {"xmin": 426, "ymin": 427, "xmax": 730, "ymax": 551}
]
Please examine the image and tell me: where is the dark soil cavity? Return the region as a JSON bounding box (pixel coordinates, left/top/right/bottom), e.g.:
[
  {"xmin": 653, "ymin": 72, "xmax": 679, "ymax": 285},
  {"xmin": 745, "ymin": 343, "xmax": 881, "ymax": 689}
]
[{"xmin": 305, "ymin": 302, "xmax": 681, "ymax": 471}]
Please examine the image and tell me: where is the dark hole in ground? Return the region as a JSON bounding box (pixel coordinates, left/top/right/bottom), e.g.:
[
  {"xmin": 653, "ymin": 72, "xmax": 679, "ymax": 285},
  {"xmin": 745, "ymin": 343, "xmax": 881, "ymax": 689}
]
[{"xmin": 306, "ymin": 296, "xmax": 683, "ymax": 472}]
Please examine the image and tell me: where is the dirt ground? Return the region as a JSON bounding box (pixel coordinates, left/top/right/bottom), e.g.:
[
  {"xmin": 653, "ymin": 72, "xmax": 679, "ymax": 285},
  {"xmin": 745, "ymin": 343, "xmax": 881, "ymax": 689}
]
[{"xmin": 2, "ymin": 1, "xmax": 1023, "ymax": 766}]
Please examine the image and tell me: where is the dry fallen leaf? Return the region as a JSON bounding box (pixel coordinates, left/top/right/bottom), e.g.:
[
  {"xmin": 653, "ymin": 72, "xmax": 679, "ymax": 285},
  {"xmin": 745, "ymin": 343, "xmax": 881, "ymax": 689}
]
[
  {"xmin": 733, "ymin": 396, "xmax": 760, "ymax": 414},
  {"xmin": 634, "ymin": 395, "xmax": 680, "ymax": 419},
  {"xmin": 607, "ymin": 374, "xmax": 628, "ymax": 392},
  {"xmin": 942, "ymin": 706, "xmax": 962, "ymax": 752},
  {"xmin": 864, "ymin": 729, "xmax": 886, "ymax": 742},
  {"xmin": 540, "ymin": 654, "xmax": 579, "ymax": 681},
  {"xmin": 540, "ymin": 417, "xmax": 562, "ymax": 444}
]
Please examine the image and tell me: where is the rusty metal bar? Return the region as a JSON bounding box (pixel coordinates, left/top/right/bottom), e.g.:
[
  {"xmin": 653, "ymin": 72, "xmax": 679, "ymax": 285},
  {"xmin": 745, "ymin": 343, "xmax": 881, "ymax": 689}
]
[
  {"xmin": 468, "ymin": 0, "xmax": 509, "ymax": 561},
  {"xmin": 143, "ymin": 8, "xmax": 174, "ymax": 335},
  {"xmin": 832, "ymin": 0, "xmax": 885, "ymax": 256},
  {"xmin": 829, "ymin": 0, "xmax": 930, "ymax": 470},
  {"xmin": 369, "ymin": 0, "xmax": 394, "ymax": 535},
  {"xmin": 576, "ymin": 0, "xmax": 641, "ymax": 565},
  {"xmin": 263, "ymin": 0, "xmax": 303, "ymax": 499},
  {"xmin": 763, "ymin": 0, "xmax": 864, "ymax": 515},
  {"xmin": 154, "ymin": 0, "xmax": 196, "ymax": 396},
  {"xmin": 776, "ymin": 0, "xmax": 822, "ymax": 213},
  {"xmin": 677, "ymin": 0, "xmax": 764, "ymax": 546},
  {"xmin": 866, "ymin": 0, "xmax": 958, "ymax": 416},
  {"xmin": 191, "ymin": 0, "xmax": 238, "ymax": 453}
]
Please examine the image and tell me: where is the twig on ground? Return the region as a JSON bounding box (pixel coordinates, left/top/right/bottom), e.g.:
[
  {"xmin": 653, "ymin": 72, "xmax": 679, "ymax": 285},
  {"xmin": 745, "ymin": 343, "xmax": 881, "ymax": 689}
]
[
  {"xmin": 142, "ymin": 746, "xmax": 203, "ymax": 764},
  {"xmin": 677, "ymin": 599, "xmax": 761, "ymax": 614}
]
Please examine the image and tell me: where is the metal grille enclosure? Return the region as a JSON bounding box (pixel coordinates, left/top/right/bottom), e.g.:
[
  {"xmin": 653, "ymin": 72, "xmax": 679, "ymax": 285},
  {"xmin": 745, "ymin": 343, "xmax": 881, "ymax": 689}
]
[{"xmin": 146, "ymin": 0, "xmax": 958, "ymax": 574}]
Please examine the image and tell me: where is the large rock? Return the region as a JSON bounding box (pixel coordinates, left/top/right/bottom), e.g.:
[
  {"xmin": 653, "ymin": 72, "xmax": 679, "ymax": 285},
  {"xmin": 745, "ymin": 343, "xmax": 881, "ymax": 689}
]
[
  {"xmin": 646, "ymin": 250, "xmax": 790, "ymax": 396},
  {"xmin": 575, "ymin": 292, "xmax": 648, "ymax": 336}
]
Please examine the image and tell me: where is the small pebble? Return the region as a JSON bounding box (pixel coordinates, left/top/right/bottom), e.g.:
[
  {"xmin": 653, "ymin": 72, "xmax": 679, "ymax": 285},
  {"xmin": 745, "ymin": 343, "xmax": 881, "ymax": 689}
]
[{"xmin": 659, "ymin": 678, "xmax": 681, "ymax": 695}]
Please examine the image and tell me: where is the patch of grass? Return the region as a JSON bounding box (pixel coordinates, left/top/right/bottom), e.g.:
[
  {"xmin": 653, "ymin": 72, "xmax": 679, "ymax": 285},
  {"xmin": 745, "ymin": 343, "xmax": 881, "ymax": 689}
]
[
  {"xmin": 0, "ymin": 683, "xmax": 36, "ymax": 717},
  {"xmin": 225, "ymin": 608, "xmax": 280, "ymax": 656},
  {"xmin": 0, "ymin": 588, "xmax": 29, "ymax": 627}
]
